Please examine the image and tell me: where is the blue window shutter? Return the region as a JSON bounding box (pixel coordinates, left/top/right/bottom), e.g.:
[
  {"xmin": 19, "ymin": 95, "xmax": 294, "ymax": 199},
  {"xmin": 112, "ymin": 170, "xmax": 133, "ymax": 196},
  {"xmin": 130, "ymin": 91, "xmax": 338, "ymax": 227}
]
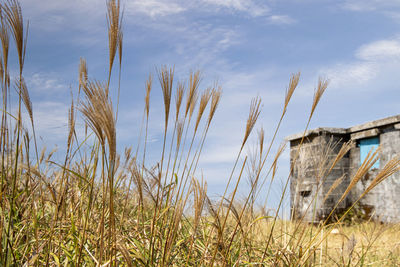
[{"xmin": 359, "ymin": 136, "xmax": 380, "ymax": 169}]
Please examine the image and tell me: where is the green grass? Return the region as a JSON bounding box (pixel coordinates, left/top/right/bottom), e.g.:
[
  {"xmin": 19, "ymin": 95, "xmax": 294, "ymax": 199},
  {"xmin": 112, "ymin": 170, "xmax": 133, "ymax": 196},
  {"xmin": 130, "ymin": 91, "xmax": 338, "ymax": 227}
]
[{"xmin": 0, "ymin": 0, "xmax": 399, "ymax": 266}]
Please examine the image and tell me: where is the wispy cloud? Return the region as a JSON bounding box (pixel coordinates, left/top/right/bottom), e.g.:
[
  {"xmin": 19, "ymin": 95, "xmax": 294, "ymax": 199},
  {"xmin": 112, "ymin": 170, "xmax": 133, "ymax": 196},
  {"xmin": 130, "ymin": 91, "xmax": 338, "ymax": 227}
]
[
  {"xmin": 267, "ymin": 15, "xmax": 296, "ymax": 25},
  {"xmin": 342, "ymin": 0, "xmax": 400, "ymax": 12},
  {"xmin": 320, "ymin": 37, "xmax": 400, "ymax": 89},
  {"xmin": 202, "ymin": 0, "xmax": 270, "ymax": 17},
  {"xmin": 27, "ymin": 73, "xmax": 68, "ymax": 93},
  {"xmin": 25, "ymin": 101, "xmax": 69, "ymax": 142},
  {"xmin": 356, "ymin": 39, "xmax": 400, "ymax": 61},
  {"xmin": 320, "ymin": 61, "xmax": 377, "ymax": 89},
  {"xmin": 126, "ymin": 0, "xmax": 186, "ymax": 18}
]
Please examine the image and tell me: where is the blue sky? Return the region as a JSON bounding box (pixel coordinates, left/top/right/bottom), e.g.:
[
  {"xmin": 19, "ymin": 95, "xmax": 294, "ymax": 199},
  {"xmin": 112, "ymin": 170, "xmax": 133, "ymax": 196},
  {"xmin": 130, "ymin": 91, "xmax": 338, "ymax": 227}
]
[{"xmin": 15, "ymin": 0, "xmax": 400, "ymax": 211}]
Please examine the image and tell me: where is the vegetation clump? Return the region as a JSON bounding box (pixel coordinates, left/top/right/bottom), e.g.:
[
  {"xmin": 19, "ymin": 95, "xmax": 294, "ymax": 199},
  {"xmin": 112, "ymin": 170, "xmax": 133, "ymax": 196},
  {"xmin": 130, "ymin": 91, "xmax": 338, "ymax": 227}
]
[{"xmin": 0, "ymin": 0, "xmax": 399, "ymax": 266}]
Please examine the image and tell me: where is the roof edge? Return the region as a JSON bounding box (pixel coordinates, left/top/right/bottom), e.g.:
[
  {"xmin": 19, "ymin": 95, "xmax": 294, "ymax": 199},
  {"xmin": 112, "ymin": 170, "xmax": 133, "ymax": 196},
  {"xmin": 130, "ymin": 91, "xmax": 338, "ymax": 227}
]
[
  {"xmin": 286, "ymin": 114, "xmax": 400, "ymax": 142},
  {"xmin": 286, "ymin": 127, "xmax": 347, "ymax": 141}
]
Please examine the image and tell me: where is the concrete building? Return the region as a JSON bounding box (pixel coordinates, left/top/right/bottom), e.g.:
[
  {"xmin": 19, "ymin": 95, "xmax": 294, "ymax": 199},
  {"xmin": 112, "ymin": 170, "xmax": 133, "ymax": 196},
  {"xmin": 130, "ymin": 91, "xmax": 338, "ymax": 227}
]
[{"xmin": 287, "ymin": 115, "xmax": 400, "ymax": 223}]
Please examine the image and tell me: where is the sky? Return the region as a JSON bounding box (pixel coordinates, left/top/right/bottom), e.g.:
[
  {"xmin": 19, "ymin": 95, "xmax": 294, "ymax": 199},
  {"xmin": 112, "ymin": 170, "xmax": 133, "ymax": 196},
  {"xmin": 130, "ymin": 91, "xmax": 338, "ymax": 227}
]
[{"xmin": 12, "ymin": 0, "xmax": 400, "ymax": 212}]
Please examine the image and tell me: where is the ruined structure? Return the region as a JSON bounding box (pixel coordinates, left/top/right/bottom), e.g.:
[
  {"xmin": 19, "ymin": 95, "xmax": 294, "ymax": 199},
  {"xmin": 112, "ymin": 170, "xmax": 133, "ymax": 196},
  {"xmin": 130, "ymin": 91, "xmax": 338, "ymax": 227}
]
[{"xmin": 287, "ymin": 115, "xmax": 400, "ymax": 223}]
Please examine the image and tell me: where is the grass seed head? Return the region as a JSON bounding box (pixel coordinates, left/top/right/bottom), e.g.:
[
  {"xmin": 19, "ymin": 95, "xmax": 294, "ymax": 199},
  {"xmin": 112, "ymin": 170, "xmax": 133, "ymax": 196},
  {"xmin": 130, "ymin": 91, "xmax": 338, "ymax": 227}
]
[
  {"xmin": 145, "ymin": 74, "xmax": 152, "ymax": 118},
  {"xmin": 4, "ymin": 0, "xmax": 26, "ymax": 72},
  {"xmin": 310, "ymin": 77, "xmax": 329, "ymax": 118},
  {"xmin": 284, "ymin": 72, "xmax": 300, "ymax": 114},
  {"xmin": 242, "ymin": 96, "xmax": 262, "ymax": 147},
  {"xmin": 175, "ymin": 81, "xmax": 185, "ymax": 120},
  {"xmin": 195, "ymin": 88, "xmax": 211, "ymax": 132},
  {"xmin": 107, "ymin": 0, "xmax": 121, "ymax": 77},
  {"xmin": 18, "ymin": 77, "xmax": 32, "ymax": 122},
  {"xmin": 207, "ymin": 84, "xmax": 222, "ymax": 127},
  {"xmin": 186, "ymin": 70, "xmax": 201, "ymax": 117},
  {"xmin": 158, "ymin": 65, "xmax": 174, "ymax": 126}
]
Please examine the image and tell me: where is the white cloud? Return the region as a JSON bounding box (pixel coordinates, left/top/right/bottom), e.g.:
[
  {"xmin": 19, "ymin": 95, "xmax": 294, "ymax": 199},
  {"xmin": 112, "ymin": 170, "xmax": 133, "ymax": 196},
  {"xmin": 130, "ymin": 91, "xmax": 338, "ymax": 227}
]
[
  {"xmin": 356, "ymin": 39, "xmax": 400, "ymax": 61},
  {"xmin": 28, "ymin": 101, "xmax": 69, "ymax": 141},
  {"xmin": 27, "ymin": 73, "xmax": 68, "ymax": 93},
  {"xmin": 21, "ymin": 0, "xmax": 103, "ymax": 30},
  {"xmin": 202, "ymin": 0, "xmax": 270, "ymax": 17},
  {"xmin": 126, "ymin": 0, "xmax": 186, "ymax": 18},
  {"xmin": 342, "ymin": 0, "xmax": 400, "ymax": 12},
  {"xmin": 267, "ymin": 15, "xmax": 296, "ymax": 25},
  {"xmin": 320, "ymin": 37, "xmax": 400, "ymax": 90},
  {"xmin": 320, "ymin": 61, "xmax": 377, "ymax": 89},
  {"xmin": 201, "ymin": 145, "xmax": 241, "ymax": 164}
]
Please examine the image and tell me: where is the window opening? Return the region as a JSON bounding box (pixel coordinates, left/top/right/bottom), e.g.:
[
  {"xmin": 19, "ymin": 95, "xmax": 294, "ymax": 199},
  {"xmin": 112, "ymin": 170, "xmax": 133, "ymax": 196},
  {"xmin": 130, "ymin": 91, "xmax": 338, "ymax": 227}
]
[{"xmin": 358, "ymin": 136, "xmax": 379, "ymax": 169}]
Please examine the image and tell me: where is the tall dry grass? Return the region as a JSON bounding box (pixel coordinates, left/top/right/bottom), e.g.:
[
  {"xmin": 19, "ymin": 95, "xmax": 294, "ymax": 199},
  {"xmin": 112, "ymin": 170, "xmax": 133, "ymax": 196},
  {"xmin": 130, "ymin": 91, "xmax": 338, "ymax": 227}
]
[{"xmin": 0, "ymin": 0, "xmax": 399, "ymax": 266}]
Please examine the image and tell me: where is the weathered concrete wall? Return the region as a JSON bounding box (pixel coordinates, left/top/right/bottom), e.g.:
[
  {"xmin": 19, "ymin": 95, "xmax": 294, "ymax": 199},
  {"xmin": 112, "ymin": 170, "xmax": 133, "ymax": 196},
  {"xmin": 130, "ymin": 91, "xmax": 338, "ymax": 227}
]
[
  {"xmin": 290, "ymin": 132, "xmax": 350, "ymax": 222},
  {"xmin": 350, "ymin": 126, "xmax": 400, "ymax": 222},
  {"xmin": 289, "ymin": 115, "xmax": 400, "ymax": 223}
]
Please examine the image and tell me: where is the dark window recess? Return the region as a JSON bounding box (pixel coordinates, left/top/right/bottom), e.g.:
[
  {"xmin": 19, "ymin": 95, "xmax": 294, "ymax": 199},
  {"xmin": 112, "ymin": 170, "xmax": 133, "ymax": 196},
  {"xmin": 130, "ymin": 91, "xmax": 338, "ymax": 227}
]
[{"xmin": 300, "ymin": 190, "xmax": 311, "ymax": 197}]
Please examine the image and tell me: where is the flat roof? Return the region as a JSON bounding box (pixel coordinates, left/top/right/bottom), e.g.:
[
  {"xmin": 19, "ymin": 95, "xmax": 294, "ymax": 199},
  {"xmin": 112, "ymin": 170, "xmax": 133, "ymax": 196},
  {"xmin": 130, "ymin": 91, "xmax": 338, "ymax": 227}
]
[{"xmin": 286, "ymin": 114, "xmax": 400, "ymax": 142}]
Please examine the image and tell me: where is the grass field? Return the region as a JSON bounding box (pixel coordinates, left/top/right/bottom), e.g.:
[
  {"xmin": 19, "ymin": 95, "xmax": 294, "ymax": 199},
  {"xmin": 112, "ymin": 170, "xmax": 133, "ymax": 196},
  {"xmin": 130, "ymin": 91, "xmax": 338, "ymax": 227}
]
[{"xmin": 0, "ymin": 0, "xmax": 399, "ymax": 266}]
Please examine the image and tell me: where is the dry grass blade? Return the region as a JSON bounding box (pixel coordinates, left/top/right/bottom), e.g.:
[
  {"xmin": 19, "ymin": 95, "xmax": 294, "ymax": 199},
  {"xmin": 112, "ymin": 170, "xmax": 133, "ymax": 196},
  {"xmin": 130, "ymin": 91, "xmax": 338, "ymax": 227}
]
[
  {"xmin": 106, "ymin": 0, "xmax": 121, "ymax": 78},
  {"xmin": 271, "ymin": 142, "xmax": 286, "ymax": 181},
  {"xmin": 145, "ymin": 74, "xmax": 152, "ymax": 118},
  {"xmin": 18, "ymin": 77, "xmax": 31, "ymax": 122},
  {"xmin": 79, "ymin": 80, "xmax": 116, "ymax": 159},
  {"xmin": 327, "ymin": 140, "xmax": 354, "ymax": 175},
  {"xmin": 258, "ymin": 127, "xmax": 265, "ymax": 160},
  {"xmin": 338, "ymin": 147, "xmax": 380, "ymax": 204},
  {"xmin": 0, "ymin": 10, "xmax": 9, "ymax": 82},
  {"xmin": 118, "ymin": 29, "xmax": 123, "ymax": 67},
  {"xmin": 175, "ymin": 81, "xmax": 185, "ymax": 120},
  {"xmin": 310, "ymin": 77, "xmax": 329, "ymax": 118},
  {"xmin": 194, "ymin": 88, "xmax": 211, "ymax": 132},
  {"xmin": 284, "ymin": 72, "xmax": 300, "ymax": 114},
  {"xmin": 207, "ymin": 85, "xmax": 222, "ymax": 126},
  {"xmin": 363, "ymin": 157, "xmax": 400, "ymax": 196},
  {"xmin": 193, "ymin": 178, "xmax": 207, "ymax": 227},
  {"xmin": 158, "ymin": 65, "xmax": 174, "ymax": 126},
  {"xmin": 176, "ymin": 120, "xmax": 184, "ymax": 148},
  {"xmin": 79, "ymin": 58, "xmax": 88, "ymax": 90},
  {"xmin": 67, "ymin": 97, "xmax": 75, "ymax": 148},
  {"xmin": 4, "ymin": 0, "xmax": 26, "ymax": 71},
  {"xmin": 242, "ymin": 96, "xmax": 262, "ymax": 147},
  {"xmin": 186, "ymin": 70, "xmax": 201, "ymax": 118},
  {"xmin": 323, "ymin": 174, "xmax": 345, "ymax": 203},
  {"xmin": 189, "ymin": 89, "xmax": 198, "ymax": 121}
]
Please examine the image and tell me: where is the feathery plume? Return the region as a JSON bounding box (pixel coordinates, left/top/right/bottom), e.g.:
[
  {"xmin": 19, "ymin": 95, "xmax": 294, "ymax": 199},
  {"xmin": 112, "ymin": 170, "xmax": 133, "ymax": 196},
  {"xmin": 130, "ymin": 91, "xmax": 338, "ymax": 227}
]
[
  {"xmin": 283, "ymin": 72, "xmax": 300, "ymax": 114},
  {"xmin": 194, "ymin": 88, "xmax": 211, "ymax": 132},
  {"xmin": 363, "ymin": 157, "xmax": 400, "ymax": 196},
  {"xmin": 323, "ymin": 174, "xmax": 345, "ymax": 203},
  {"xmin": 158, "ymin": 65, "xmax": 174, "ymax": 126},
  {"xmin": 258, "ymin": 127, "xmax": 265, "ymax": 161},
  {"xmin": 106, "ymin": 0, "xmax": 121, "ymax": 78},
  {"xmin": 80, "ymin": 80, "xmax": 116, "ymax": 160},
  {"xmin": 271, "ymin": 142, "xmax": 286, "ymax": 181},
  {"xmin": 338, "ymin": 147, "xmax": 380, "ymax": 204},
  {"xmin": 176, "ymin": 120, "xmax": 184, "ymax": 148},
  {"xmin": 4, "ymin": 0, "xmax": 27, "ymax": 72},
  {"xmin": 67, "ymin": 97, "xmax": 75, "ymax": 148},
  {"xmin": 145, "ymin": 74, "xmax": 152, "ymax": 118},
  {"xmin": 18, "ymin": 77, "xmax": 32, "ymax": 122},
  {"xmin": 0, "ymin": 10, "xmax": 9, "ymax": 84},
  {"xmin": 327, "ymin": 140, "xmax": 354, "ymax": 175},
  {"xmin": 207, "ymin": 85, "xmax": 222, "ymax": 127},
  {"xmin": 242, "ymin": 96, "xmax": 262, "ymax": 147},
  {"xmin": 185, "ymin": 70, "xmax": 201, "ymax": 117},
  {"xmin": 118, "ymin": 28, "xmax": 123, "ymax": 67},
  {"xmin": 310, "ymin": 77, "xmax": 329, "ymax": 118},
  {"xmin": 79, "ymin": 58, "xmax": 88, "ymax": 90},
  {"xmin": 175, "ymin": 81, "xmax": 185, "ymax": 120}
]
